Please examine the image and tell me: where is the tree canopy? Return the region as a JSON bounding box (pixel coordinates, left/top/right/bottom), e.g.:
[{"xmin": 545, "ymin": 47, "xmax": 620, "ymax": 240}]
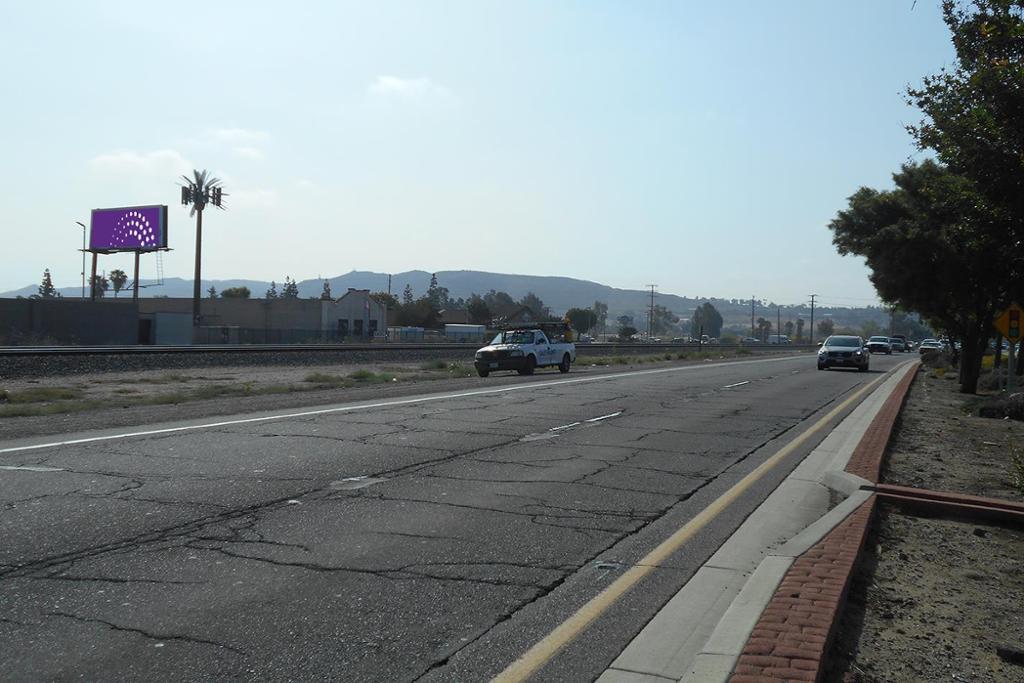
[
  {"xmin": 221, "ymin": 286, "xmax": 250, "ymax": 298},
  {"xmin": 565, "ymin": 307, "xmax": 598, "ymax": 334},
  {"xmin": 691, "ymin": 302, "xmax": 723, "ymax": 338},
  {"xmin": 829, "ymin": 160, "xmax": 1004, "ymax": 392}
]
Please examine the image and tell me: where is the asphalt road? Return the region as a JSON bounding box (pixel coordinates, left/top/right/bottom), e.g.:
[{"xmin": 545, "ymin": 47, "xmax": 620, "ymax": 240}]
[{"xmin": 0, "ymin": 352, "xmax": 908, "ymax": 681}]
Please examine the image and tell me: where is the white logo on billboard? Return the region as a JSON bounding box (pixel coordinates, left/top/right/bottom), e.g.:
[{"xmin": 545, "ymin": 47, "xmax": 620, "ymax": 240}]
[{"xmin": 113, "ymin": 210, "xmax": 157, "ymax": 247}]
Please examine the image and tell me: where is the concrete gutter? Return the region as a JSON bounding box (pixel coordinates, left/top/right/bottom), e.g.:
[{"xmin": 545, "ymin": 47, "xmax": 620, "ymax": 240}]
[{"xmin": 598, "ymin": 361, "xmax": 918, "ymax": 683}]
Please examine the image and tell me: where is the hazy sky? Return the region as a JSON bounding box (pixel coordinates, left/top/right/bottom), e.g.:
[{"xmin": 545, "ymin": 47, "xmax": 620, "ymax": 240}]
[{"xmin": 1, "ymin": 1, "xmax": 953, "ymax": 307}]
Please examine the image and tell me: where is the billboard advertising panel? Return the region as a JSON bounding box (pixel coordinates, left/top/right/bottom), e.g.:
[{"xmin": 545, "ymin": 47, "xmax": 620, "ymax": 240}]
[{"xmin": 90, "ymin": 205, "xmax": 168, "ymax": 251}]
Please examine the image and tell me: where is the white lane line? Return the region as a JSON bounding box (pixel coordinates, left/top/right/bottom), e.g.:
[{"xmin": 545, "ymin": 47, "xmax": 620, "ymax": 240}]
[
  {"xmin": 549, "ymin": 422, "xmax": 581, "ymax": 432},
  {"xmin": 0, "ymin": 465, "xmax": 65, "ymax": 472},
  {"xmin": 722, "ymin": 380, "xmax": 750, "ymax": 389},
  {"xmin": 0, "ymin": 355, "xmax": 804, "ymax": 456},
  {"xmin": 585, "ymin": 412, "xmax": 622, "ymax": 423}
]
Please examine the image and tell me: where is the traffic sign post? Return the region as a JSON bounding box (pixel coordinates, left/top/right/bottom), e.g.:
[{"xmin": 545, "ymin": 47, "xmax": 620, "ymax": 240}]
[{"xmin": 994, "ymin": 303, "xmax": 1023, "ymax": 392}]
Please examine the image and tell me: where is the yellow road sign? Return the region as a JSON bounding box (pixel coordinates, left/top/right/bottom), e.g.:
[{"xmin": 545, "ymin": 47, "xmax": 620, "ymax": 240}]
[{"xmin": 994, "ymin": 302, "xmax": 1023, "ymax": 342}]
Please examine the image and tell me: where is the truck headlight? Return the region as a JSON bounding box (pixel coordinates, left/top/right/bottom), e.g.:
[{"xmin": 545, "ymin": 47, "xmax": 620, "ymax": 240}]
[{"xmin": 475, "ymin": 352, "xmax": 483, "ymax": 359}]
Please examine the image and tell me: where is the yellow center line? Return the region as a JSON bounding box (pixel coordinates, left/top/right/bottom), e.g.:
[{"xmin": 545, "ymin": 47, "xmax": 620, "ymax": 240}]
[{"xmin": 492, "ymin": 371, "xmax": 889, "ymax": 683}]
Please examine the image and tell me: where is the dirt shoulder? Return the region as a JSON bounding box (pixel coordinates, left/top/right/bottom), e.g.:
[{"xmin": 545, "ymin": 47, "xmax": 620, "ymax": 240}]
[{"xmin": 827, "ymin": 367, "xmax": 1024, "ymax": 682}]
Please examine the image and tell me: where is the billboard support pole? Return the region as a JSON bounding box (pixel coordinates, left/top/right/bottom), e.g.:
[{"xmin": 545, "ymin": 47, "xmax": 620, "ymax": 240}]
[
  {"xmin": 133, "ymin": 251, "xmax": 141, "ymax": 302},
  {"xmin": 90, "ymin": 252, "xmax": 98, "ymax": 302},
  {"xmin": 192, "ymin": 207, "xmax": 203, "ymax": 326}
]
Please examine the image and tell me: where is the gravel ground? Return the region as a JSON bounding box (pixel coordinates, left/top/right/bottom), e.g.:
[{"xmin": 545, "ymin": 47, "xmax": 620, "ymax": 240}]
[{"xmin": 827, "ymin": 367, "xmax": 1024, "ymax": 682}]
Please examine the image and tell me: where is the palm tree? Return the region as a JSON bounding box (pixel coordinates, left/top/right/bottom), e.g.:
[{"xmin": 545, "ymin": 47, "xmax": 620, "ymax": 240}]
[
  {"xmin": 180, "ymin": 170, "xmax": 225, "ymax": 324},
  {"xmin": 109, "ymin": 269, "xmax": 128, "ymax": 297}
]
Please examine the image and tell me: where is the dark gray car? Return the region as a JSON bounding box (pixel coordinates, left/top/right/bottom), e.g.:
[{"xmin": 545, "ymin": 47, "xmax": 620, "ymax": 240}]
[{"xmin": 817, "ymin": 335, "xmax": 869, "ymax": 372}]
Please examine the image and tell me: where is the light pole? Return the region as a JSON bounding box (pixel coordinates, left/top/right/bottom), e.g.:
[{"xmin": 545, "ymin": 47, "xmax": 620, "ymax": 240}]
[{"xmin": 74, "ymin": 221, "xmax": 87, "ymax": 299}]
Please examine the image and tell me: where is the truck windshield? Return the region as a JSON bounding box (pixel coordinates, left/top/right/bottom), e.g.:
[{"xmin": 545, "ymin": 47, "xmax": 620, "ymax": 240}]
[{"xmin": 492, "ymin": 331, "xmax": 534, "ymax": 345}]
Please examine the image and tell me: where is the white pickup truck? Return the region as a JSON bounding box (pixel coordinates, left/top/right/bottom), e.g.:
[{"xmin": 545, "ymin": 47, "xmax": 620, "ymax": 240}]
[{"xmin": 474, "ymin": 326, "xmax": 576, "ymax": 377}]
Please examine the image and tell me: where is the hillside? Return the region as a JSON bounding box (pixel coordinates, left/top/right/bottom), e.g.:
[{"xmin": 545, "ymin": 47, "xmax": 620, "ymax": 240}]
[{"xmin": 1, "ymin": 269, "xmax": 888, "ymax": 330}]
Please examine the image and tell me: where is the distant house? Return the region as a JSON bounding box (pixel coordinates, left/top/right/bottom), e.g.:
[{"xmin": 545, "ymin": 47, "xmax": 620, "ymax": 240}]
[
  {"xmin": 439, "ymin": 308, "xmax": 470, "ymax": 324},
  {"xmin": 490, "ymin": 305, "xmax": 537, "ymax": 327},
  {"xmin": 330, "ymin": 288, "xmax": 387, "ymax": 339}
]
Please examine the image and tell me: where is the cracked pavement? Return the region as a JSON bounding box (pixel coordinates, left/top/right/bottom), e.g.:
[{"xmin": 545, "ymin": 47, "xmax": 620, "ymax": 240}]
[{"xmin": 0, "ymin": 354, "xmax": 904, "ymax": 681}]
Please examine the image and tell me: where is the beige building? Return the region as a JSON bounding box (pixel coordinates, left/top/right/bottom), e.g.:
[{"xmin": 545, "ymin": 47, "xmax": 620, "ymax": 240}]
[{"xmin": 137, "ymin": 290, "xmax": 386, "ymax": 343}]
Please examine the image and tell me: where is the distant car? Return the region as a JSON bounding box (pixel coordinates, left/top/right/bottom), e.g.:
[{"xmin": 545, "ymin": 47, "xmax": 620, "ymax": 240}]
[
  {"xmin": 767, "ymin": 334, "xmax": 791, "ymax": 345},
  {"xmin": 740, "ymin": 336, "xmax": 761, "ymax": 345},
  {"xmin": 818, "ymin": 335, "xmax": 869, "ymax": 372},
  {"xmin": 918, "ymin": 339, "xmax": 944, "ymax": 355},
  {"xmin": 889, "ymin": 336, "xmax": 907, "ymax": 352},
  {"xmin": 866, "ymin": 336, "xmax": 893, "ymax": 354}
]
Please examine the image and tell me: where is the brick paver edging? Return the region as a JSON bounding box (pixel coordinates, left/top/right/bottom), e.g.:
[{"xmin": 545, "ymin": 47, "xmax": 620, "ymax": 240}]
[
  {"xmin": 728, "ymin": 496, "xmax": 876, "ymax": 682},
  {"xmin": 844, "ymin": 361, "xmax": 921, "ymax": 483}
]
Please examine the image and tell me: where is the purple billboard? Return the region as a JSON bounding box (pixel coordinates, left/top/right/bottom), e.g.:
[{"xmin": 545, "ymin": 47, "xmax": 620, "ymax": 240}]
[{"xmin": 90, "ymin": 205, "xmax": 168, "ymax": 251}]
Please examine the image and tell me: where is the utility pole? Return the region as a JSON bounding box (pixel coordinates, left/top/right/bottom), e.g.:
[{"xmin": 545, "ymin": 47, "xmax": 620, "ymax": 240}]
[
  {"xmin": 777, "ymin": 305, "xmax": 781, "ymax": 344},
  {"xmin": 646, "ymin": 284, "xmax": 657, "ymax": 340},
  {"xmin": 74, "ymin": 221, "xmax": 87, "ymax": 299},
  {"xmin": 751, "ymin": 296, "xmax": 755, "ymax": 337},
  {"xmin": 180, "ymin": 170, "xmax": 225, "ymax": 327},
  {"xmin": 809, "ymin": 294, "xmax": 817, "ymax": 345}
]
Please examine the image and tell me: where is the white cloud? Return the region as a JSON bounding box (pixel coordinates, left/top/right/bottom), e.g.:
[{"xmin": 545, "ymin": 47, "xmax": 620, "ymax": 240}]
[
  {"xmin": 90, "ymin": 149, "xmax": 193, "ymax": 178},
  {"xmin": 367, "ymin": 76, "xmax": 457, "ymax": 107},
  {"xmin": 232, "ymin": 146, "xmax": 265, "ymax": 160},
  {"xmin": 229, "ymin": 187, "xmax": 279, "ymax": 209},
  {"xmin": 210, "ymin": 128, "xmax": 270, "ymax": 145}
]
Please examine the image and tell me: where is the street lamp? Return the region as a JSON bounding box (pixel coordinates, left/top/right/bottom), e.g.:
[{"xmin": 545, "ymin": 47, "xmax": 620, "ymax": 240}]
[{"xmin": 74, "ymin": 221, "xmax": 87, "ymax": 299}]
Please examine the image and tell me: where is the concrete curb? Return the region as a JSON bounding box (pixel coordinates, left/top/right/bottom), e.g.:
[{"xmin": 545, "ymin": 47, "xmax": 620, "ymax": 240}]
[
  {"xmin": 874, "ymin": 483, "xmax": 1024, "ymax": 527},
  {"xmin": 599, "ymin": 361, "xmax": 919, "ymax": 683},
  {"xmin": 721, "ymin": 361, "xmax": 920, "ymax": 681}
]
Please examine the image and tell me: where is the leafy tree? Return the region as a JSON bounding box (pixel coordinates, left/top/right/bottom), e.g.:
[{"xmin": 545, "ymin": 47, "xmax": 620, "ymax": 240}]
[
  {"xmin": 650, "ymin": 305, "xmax": 679, "ymax": 336},
  {"xmin": 817, "ymin": 318, "xmax": 835, "ymax": 338},
  {"xmin": 221, "ymin": 286, "xmax": 250, "ymax": 298},
  {"xmin": 619, "ymin": 325, "xmax": 638, "ymax": 340},
  {"xmin": 565, "ymin": 307, "xmax": 598, "ymax": 334},
  {"xmin": 90, "ymin": 274, "xmax": 110, "ymax": 298},
  {"xmin": 38, "ymin": 269, "xmax": 58, "ymax": 298},
  {"xmin": 592, "ymin": 301, "xmax": 608, "ymax": 335},
  {"xmin": 829, "ymin": 160, "xmax": 1003, "ymax": 392},
  {"xmin": 281, "ymin": 276, "xmax": 299, "ymax": 299},
  {"xmin": 109, "ymin": 269, "xmax": 128, "ymax": 298},
  {"xmin": 795, "ymin": 318, "xmax": 805, "ymax": 342},
  {"xmin": 519, "ymin": 292, "xmax": 551, "ymax": 319},
  {"xmin": 426, "ymin": 273, "xmax": 449, "ymax": 309},
  {"xmin": 484, "ymin": 290, "xmax": 516, "ymax": 309},
  {"xmin": 207, "ymin": 286, "xmax": 217, "ymax": 299},
  {"xmin": 784, "ymin": 320, "xmax": 795, "ymax": 338},
  {"xmin": 265, "ymin": 281, "xmax": 279, "ymax": 299},
  {"xmin": 861, "ymin": 320, "xmax": 882, "ymax": 338},
  {"xmin": 690, "ymin": 302, "xmax": 723, "ymax": 338},
  {"xmin": 320, "ymin": 280, "xmax": 333, "ymax": 300},
  {"xmin": 907, "ymin": 0, "xmax": 1024, "ymax": 267},
  {"xmin": 466, "ymin": 294, "xmax": 491, "ymax": 325},
  {"xmin": 370, "ymin": 292, "xmax": 400, "ymax": 309},
  {"xmin": 402, "ymin": 284, "xmax": 414, "ymax": 305}
]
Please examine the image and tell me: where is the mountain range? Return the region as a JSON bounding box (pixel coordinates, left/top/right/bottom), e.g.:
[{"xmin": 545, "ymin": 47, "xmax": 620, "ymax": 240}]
[{"xmin": 1, "ymin": 269, "xmax": 887, "ymax": 329}]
